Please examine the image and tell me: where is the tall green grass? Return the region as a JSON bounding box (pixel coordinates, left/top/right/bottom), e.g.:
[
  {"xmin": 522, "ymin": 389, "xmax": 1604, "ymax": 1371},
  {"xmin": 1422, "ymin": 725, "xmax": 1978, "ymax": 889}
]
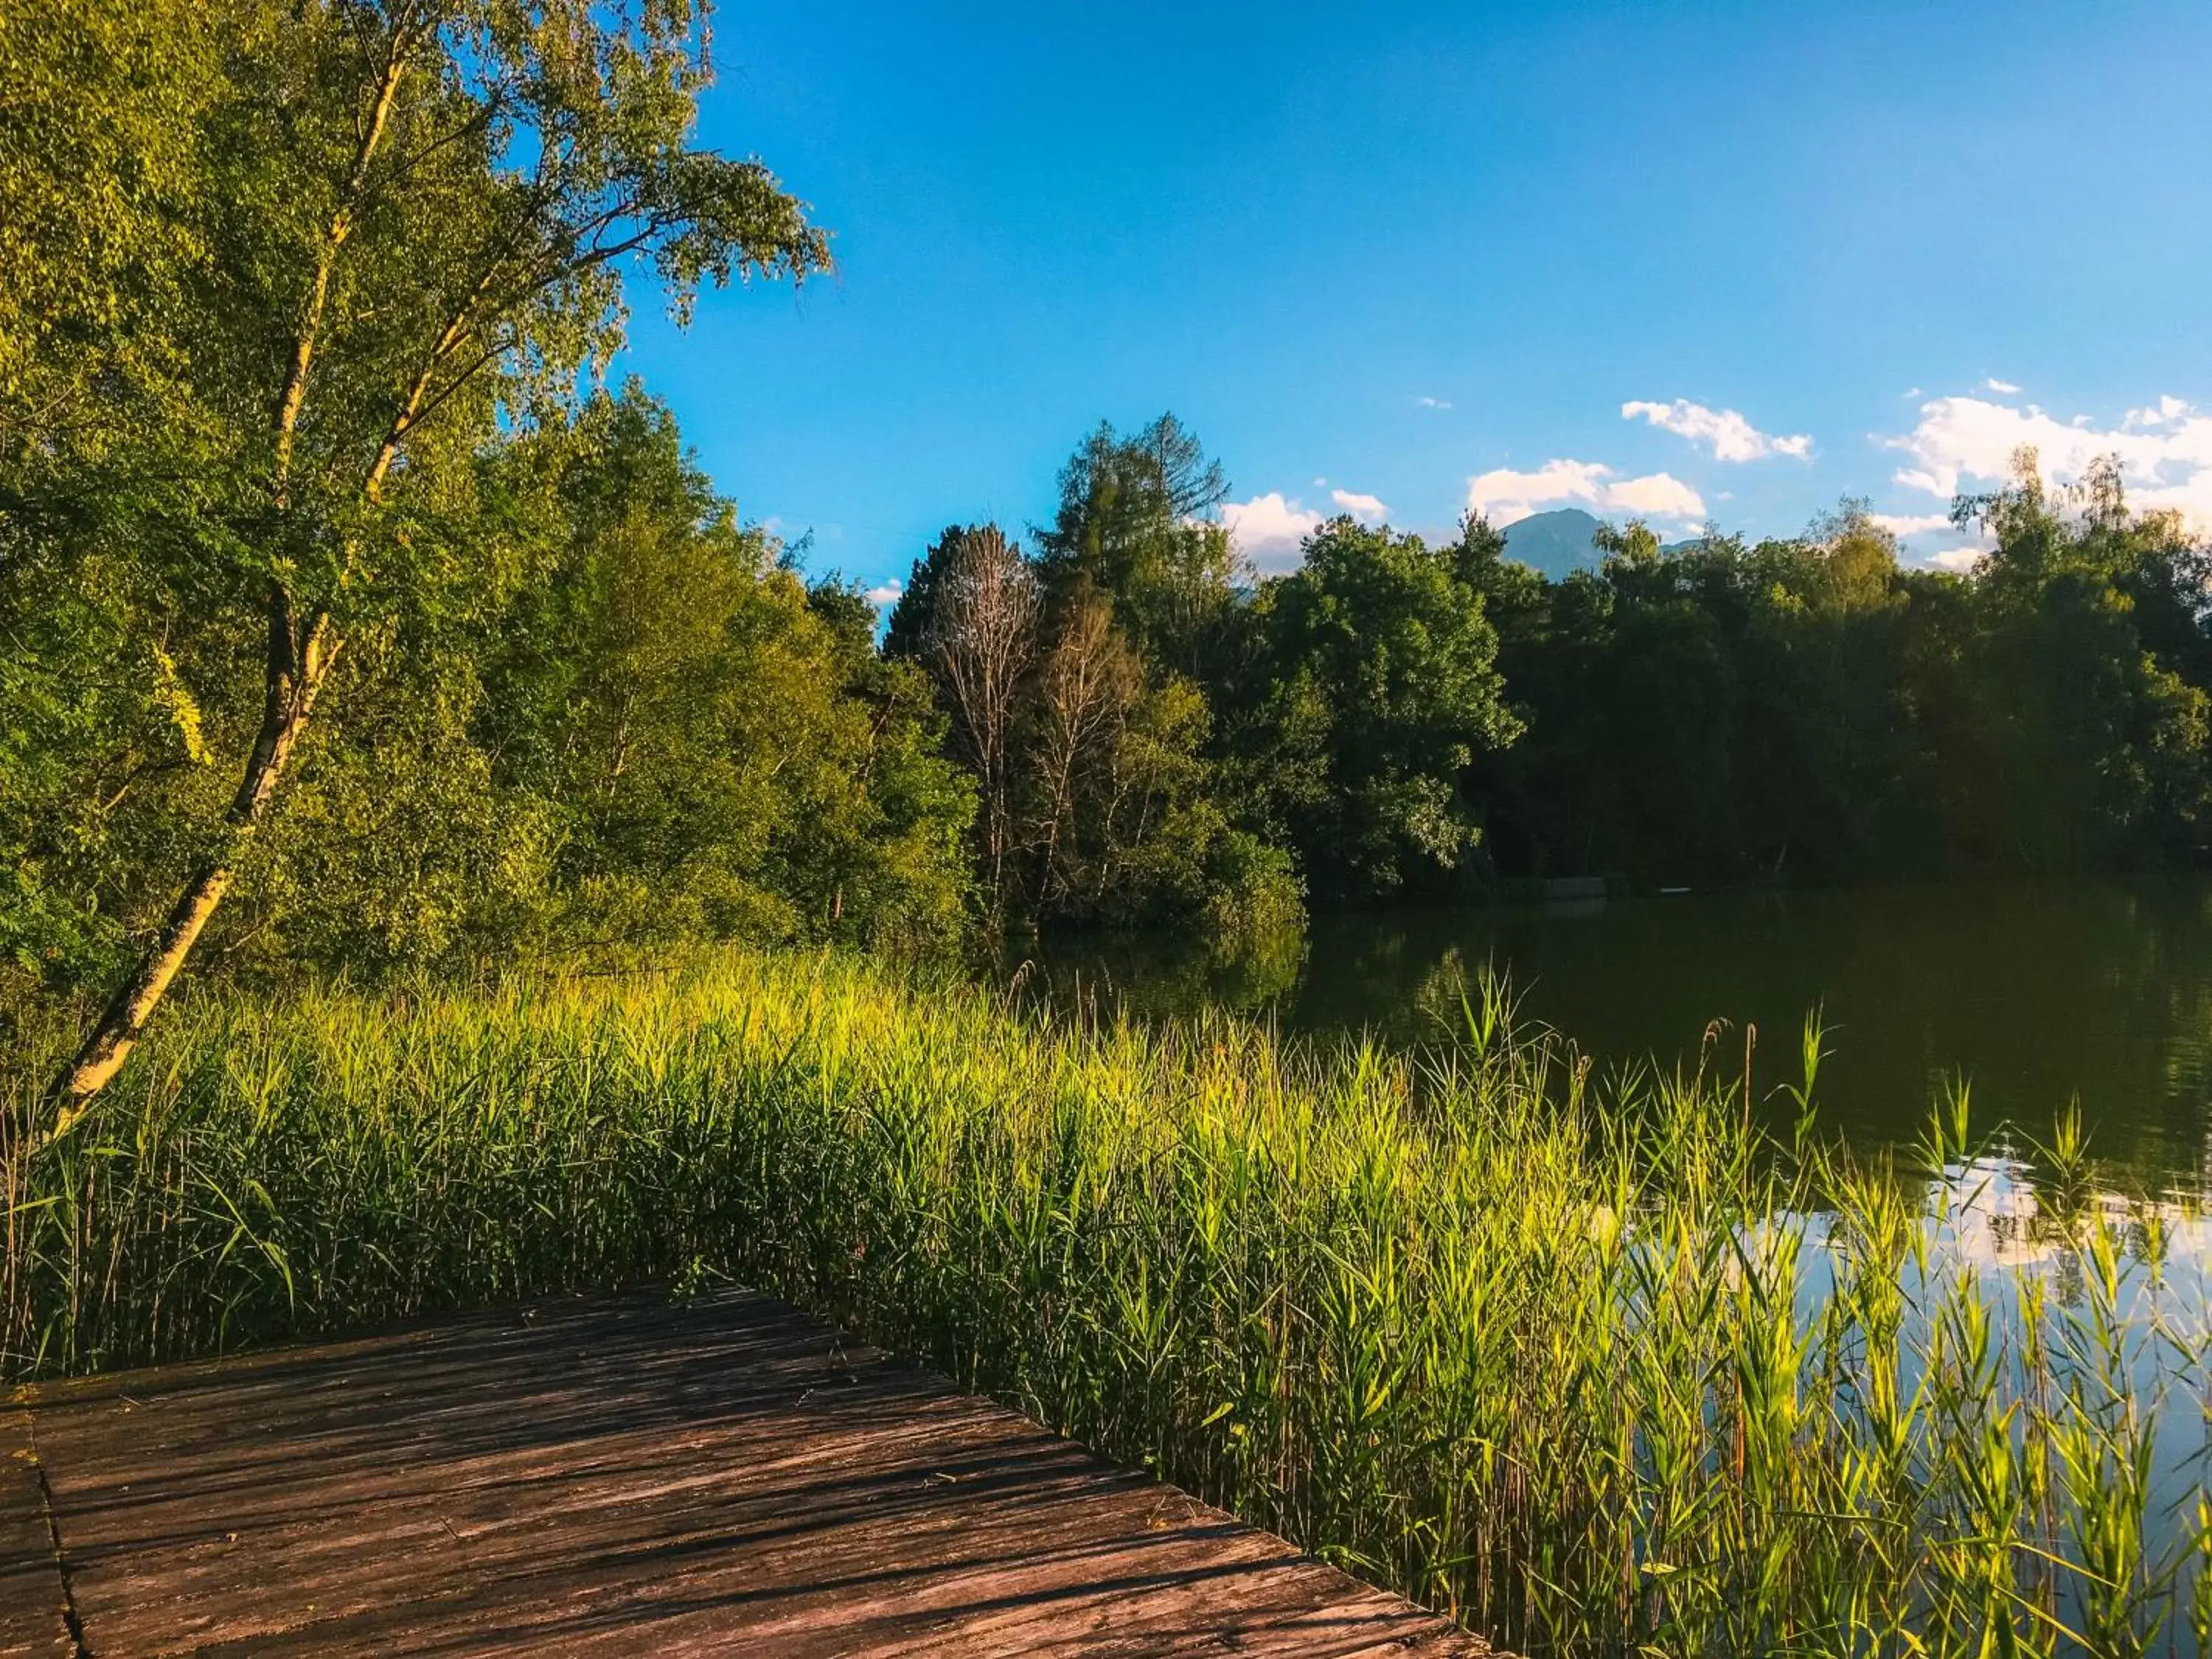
[{"xmin": 4, "ymin": 950, "xmax": 2208, "ymax": 1656}]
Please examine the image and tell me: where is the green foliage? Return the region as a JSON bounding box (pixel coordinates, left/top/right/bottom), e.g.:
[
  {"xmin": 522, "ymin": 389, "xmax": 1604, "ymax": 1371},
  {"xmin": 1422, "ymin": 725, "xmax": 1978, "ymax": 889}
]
[
  {"xmin": 0, "ymin": 379, "xmax": 973, "ymax": 1000},
  {"xmin": 888, "ymin": 425, "xmax": 1311, "ymax": 940},
  {"xmin": 935, "ymin": 433, "xmax": 2212, "ymax": 919},
  {"xmin": 7, "ymin": 951, "xmax": 2208, "ymax": 1655},
  {"xmin": 12, "ymin": 0, "xmax": 2212, "ymax": 1009},
  {"xmin": 0, "ymin": 0, "xmax": 218, "ymax": 472},
  {"xmin": 1237, "ymin": 518, "xmax": 1521, "ymax": 902},
  {"xmin": 891, "ymin": 419, "xmax": 1528, "ymax": 933},
  {"xmin": 0, "ymin": 535, "xmax": 239, "ymax": 990},
  {"xmin": 1200, "ymin": 829, "xmax": 1307, "ymax": 941},
  {"xmin": 1466, "ymin": 469, "xmax": 2212, "ymax": 886},
  {"xmin": 1034, "ymin": 414, "xmax": 1242, "ymax": 675},
  {"xmin": 0, "ymin": 4, "xmax": 981, "ymax": 1012},
  {"xmin": 241, "ymin": 620, "xmax": 560, "ymax": 974},
  {"xmin": 0, "ymin": 0, "xmax": 845, "ymax": 1080},
  {"xmin": 476, "ymin": 392, "xmax": 972, "ymax": 954},
  {"xmin": 8, "ymin": 0, "xmax": 830, "ymax": 640}
]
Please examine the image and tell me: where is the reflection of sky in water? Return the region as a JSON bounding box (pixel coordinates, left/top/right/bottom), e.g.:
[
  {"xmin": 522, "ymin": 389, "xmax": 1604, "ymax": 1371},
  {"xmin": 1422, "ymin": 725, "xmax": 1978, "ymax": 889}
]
[
  {"xmin": 1009, "ymin": 882, "xmax": 2212, "ymax": 1634},
  {"xmin": 1784, "ymin": 1155, "xmax": 2212, "ymax": 1635}
]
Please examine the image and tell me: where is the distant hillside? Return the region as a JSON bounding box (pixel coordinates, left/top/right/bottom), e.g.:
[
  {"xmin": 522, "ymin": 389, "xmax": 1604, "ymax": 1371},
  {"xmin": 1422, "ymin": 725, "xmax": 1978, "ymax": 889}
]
[
  {"xmin": 1500, "ymin": 507, "xmax": 1705, "ymax": 577},
  {"xmin": 1501, "ymin": 508, "xmax": 1604, "ymax": 578}
]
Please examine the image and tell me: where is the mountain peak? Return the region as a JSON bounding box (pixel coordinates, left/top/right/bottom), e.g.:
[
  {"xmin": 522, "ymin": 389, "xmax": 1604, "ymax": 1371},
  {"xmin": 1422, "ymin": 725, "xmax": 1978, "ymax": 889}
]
[{"xmin": 1500, "ymin": 508, "xmax": 1605, "ymax": 579}]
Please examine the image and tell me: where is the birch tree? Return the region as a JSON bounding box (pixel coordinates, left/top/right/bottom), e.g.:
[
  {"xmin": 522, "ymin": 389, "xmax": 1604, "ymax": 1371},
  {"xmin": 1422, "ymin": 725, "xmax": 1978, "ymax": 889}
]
[{"xmin": 9, "ymin": 0, "xmax": 828, "ymax": 1130}]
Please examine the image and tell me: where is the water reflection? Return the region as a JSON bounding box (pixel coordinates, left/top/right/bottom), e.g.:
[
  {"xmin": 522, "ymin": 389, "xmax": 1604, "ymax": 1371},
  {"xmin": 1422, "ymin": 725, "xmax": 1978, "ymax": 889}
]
[
  {"xmin": 1005, "ymin": 884, "xmax": 2212, "ymax": 1641},
  {"xmin": 1834, "ymin": 1153, "xmax": 2212, "ymax": 1622},
  {"xmin": 1008, "ymin": 877, "xmax": 2212, "ymax": 1190}
]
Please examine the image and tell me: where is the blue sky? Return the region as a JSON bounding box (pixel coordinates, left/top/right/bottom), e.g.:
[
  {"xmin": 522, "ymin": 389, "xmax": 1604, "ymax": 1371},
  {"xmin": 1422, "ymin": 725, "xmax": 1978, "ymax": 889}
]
[{"xmin": 621, "ymin": 0, "xmax": 2212, "ymax": 594}]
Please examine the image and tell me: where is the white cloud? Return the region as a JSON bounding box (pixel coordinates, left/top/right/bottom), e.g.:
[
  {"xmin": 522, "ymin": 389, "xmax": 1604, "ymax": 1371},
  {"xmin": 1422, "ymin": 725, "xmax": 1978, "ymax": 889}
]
[
  {"xmin": 1621, "ymin": 398, "xmax": 1812, "ymax": 462},
  {"xmin": 2129, "ymin": 394, "xmax": 2191, "ymax": 428},
  {"xmin": 1605, "ymin": 471, "xmax": 1708, "ymax": 518},
  {"xmin": 1466, "ymin": 459, "xmax": 1609, "ymax": 524},
  {"xmin": 1982, "ymin": 378, "xmax": 2022, "ymax": 394},
  {"xmin": 1465, "ymin": 459, "xmax": 1706, "ymax": 527},
  {"xmin": 1312, "ymin": 476, "xmax": 1329, "ymax": 487},
  {"xmin": 1416, "ymin": 395, "xmax": 1453, "ymax": 410},
  {"xmin": 1868, "ymin": 512, "xmax": 1955, "ymax": 537},
  {"xmin": 1329, "ymin": 487, "xmax": 1388, "ymax": 521},
  {"xmin": 1868, "ymin": 510, "xmax": 1989, "ymax": 571},
  {"xmin": 865, "ymin": 578, "xmax": 903, "ymax": 608},
  {"xmin": 1222, "ymin": 492, "xmax": 1325, "ymax": 573},
  {"xmin": 1884, "ymin": 392, "xmax": 2212, "ymax": 529}
]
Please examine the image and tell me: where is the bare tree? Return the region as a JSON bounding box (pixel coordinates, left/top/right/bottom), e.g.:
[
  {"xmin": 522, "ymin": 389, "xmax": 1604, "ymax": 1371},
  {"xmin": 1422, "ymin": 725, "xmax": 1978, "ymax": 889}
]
[
  {"xmin": 923, "ymin": 526, "xmax": 1039, "ymax": 900},
  {"xmin": 1026, "ymin": 591, "xmax": 1142, "ymax": 913}
]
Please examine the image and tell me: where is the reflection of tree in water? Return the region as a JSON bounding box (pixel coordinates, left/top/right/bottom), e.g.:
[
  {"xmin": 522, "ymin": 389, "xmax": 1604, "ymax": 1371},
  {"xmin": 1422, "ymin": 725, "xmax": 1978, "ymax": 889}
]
[
  {"xmin": 1410, "ymin": 946, "xmax": 1475, "ymax": 1037},
  {"xmin": 998, "ymin": 920, "xmax": 1308, "ymax": 1025},
  {"xmin": 1195, "ymin": 922, "xmax": 1308, "ymax": 1011},
  {"xmin": 1405, "ymin": 946, "xmax": 1556, "ymax": 1048},
  {"xmin": 1019, "ymin": 877, "xmax": 2212, "ymax": 1194},
  {"xmin": 2161, "ymin": 978, "xmax": 2212, "ymax": 1163}
]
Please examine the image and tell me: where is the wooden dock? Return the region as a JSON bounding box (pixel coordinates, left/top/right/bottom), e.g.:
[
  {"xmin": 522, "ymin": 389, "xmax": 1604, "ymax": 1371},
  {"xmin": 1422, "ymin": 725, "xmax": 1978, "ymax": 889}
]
[{"xmin": 3, "ymin": 1290, "xmax": 1492, "ymax": 1656}]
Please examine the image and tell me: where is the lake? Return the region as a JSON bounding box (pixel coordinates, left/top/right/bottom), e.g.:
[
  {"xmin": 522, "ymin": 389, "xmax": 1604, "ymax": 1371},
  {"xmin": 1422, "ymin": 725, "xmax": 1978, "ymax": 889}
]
[{"xmin": 1011, "ymin": 876, "xmax": 2212, "ymax": 1192}]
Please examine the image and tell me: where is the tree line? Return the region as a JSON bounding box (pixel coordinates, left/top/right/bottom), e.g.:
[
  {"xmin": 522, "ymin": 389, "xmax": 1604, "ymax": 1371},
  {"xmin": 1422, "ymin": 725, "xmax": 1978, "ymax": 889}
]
[
  {"xmin": 1468, "ymin": 474, "xmax": 2212, "ymax": 887},
  {"xmin": 7, "ymin": 1, "xmax": 2212, "ymax": 1127},
  {"xmin": 887, "ymin": 425, "xmax": 2212, "ymax": 928}
]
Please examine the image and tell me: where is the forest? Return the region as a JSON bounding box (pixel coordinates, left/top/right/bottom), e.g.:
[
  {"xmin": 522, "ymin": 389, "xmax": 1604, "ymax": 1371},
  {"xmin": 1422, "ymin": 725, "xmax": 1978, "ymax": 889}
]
[
  {"xmin": 9, "ymin": 0, "xmax": 2212, "ymax": 1068},
  {"xmin": 14, "ymin": 375, "xmax": 2212, "ymax": 1025}
]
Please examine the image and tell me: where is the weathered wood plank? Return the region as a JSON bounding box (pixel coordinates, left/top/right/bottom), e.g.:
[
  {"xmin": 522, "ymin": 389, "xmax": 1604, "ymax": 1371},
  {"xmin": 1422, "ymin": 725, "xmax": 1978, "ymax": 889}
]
[
  {"xmin": 21, "ymin": 1291, "xmax": 1495, "ymax": 1656},
  {"xmin": 0, "ymin": 1408, "xmax": 74, "ymax": 1658}
]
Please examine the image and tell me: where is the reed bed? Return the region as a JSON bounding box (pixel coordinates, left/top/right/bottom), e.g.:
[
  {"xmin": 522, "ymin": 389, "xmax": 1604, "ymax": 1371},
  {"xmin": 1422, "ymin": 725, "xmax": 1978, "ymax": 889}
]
[{"xmin": 3, "ymin": 950, "xmax": 2208, "ymax": 1656}]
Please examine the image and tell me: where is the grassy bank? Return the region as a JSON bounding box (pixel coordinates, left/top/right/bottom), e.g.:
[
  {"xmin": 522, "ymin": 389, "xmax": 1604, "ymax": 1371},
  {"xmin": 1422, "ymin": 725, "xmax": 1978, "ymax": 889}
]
[{"xmin": 3, "ymin": 950, "xmax": 2207, "ymax": 1656}]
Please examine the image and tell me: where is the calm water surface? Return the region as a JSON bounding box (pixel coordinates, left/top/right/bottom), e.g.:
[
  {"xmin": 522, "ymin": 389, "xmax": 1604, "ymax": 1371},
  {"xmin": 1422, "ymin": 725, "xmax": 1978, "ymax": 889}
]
[{"xmin": 1019, "ymin": 877, "xmax": 2212, "ymax": 1189}]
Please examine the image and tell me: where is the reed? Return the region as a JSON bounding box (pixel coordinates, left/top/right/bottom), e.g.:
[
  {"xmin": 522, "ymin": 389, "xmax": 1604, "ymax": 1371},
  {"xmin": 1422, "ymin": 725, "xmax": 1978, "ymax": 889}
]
[{"xmin": 4, "ymin": 950, "xmax": 2207, "ymax": 1656}]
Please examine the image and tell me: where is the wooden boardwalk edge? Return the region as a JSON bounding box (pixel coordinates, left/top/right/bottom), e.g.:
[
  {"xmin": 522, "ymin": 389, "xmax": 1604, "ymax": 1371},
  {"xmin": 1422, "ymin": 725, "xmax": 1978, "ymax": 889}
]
[
  {"xmin": 0, "ymin": 1408, "xmax": 74, "ymax": 1658},
  {"xmin": 7, "ymin": 1290, "xmax": 1500, "ymax": 1656}
]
